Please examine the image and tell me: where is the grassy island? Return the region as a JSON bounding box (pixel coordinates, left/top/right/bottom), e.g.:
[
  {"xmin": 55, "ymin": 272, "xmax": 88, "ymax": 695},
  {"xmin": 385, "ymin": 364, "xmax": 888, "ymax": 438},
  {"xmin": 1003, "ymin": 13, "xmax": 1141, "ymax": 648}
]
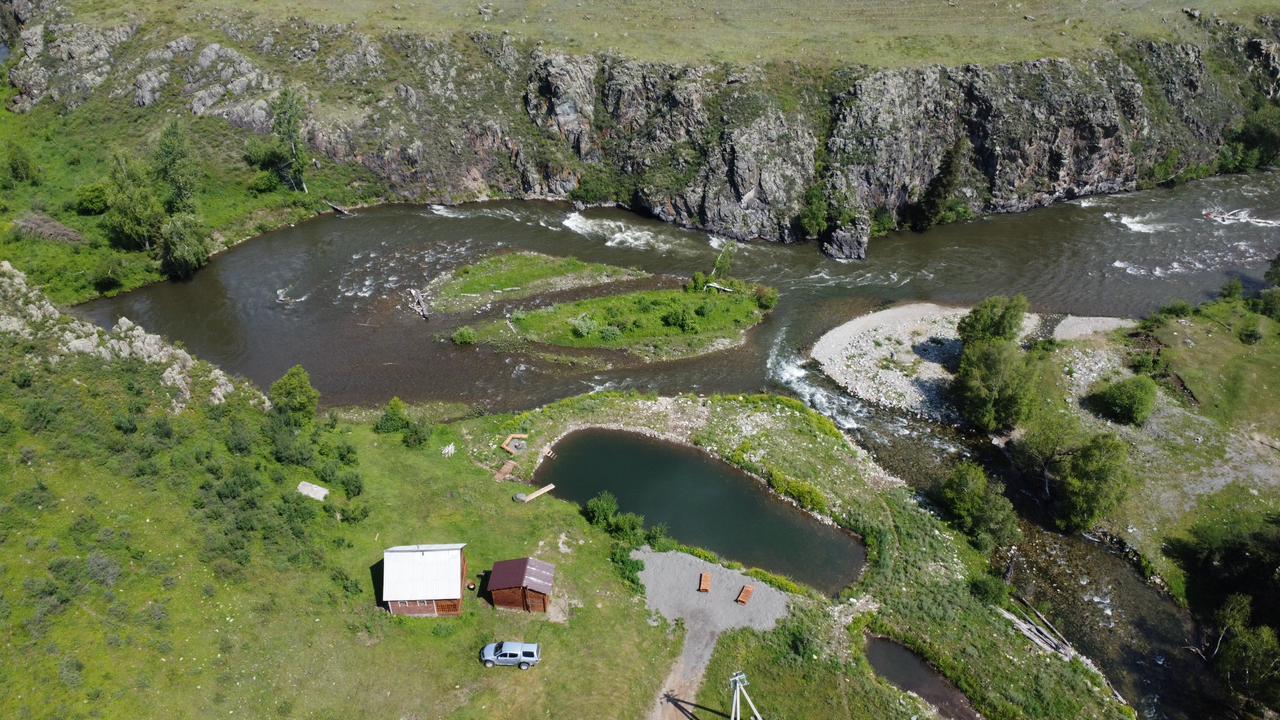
[
  {"xmin": 469, "ymin": 275, "xmax": 777, "ymax": 362},
  {"xmin": 430, "ymin": 251, "xmax": 646, "ymax": 314}
]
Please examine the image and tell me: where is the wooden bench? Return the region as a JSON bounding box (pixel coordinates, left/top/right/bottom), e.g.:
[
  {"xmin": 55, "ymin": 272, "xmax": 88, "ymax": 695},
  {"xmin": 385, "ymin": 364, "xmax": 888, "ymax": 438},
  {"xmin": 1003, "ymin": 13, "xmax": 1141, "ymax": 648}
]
[
  {"xmin": 735, "ymin": 585, "xmax": 755, "ymax": 605},
  {"xmin": 698, "ymin": 573, "xmax": 711, "ymax": 593}
]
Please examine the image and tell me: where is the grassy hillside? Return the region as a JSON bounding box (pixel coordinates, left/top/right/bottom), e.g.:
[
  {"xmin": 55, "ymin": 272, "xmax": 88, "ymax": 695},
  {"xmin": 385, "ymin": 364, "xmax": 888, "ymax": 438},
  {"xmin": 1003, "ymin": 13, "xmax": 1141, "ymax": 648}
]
[
  {"xmin": 0, "ymin": 83, "xmax": 385, "ymax": 305},
  {"xmin": 69, "ymin": 0, "xmax": 1278, "ymax": 67}
]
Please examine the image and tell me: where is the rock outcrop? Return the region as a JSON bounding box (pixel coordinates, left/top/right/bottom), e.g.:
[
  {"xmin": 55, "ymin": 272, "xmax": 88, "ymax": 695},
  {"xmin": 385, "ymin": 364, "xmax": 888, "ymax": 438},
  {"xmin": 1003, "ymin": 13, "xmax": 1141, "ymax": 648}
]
[
  {"xmin": 0, "ymin": 261, "xmax": 242, "ymax": 409},
  {"xmin": 4, "ymin": 2, "xmax": 1279, "ymax": 257}
]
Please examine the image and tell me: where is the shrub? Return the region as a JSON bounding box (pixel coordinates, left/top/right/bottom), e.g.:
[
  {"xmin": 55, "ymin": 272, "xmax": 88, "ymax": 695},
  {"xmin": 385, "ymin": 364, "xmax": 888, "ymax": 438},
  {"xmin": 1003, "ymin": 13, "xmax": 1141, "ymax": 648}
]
[
  {"xmin": 1091, "ymin": 376, "xmax": 1158, "ymax": 426},
  {"xmin": 451, "ymin": 326, "xmax": 477, "ymax": 345},
  {"xmin": 953, "ymin": 340, "xmax": 1033, "ymax": 432},
  {"xmin": 103, "ymin": 155, "xmax": 166, "ymax": 251},
  {"xmin": 599, "ymin": 325, "xmax": 622, "ymax": 342},
  {"xmin": 1266, "ymin": 252, "xmax": 1280, "ymax": 288},
  {"xmin": 373, "ymin": 397, "xmax": 411, "ymax": 434},
  {"xmin": 754, "ymin": 286, "xmax": 779, "ymax": 310},
  {"xmin": 969, "ymin": 574, "xmax": 1010, "ymax": 605},
  {"xmin": 401, "ymin": 421, "xmax": 429, "ymax": 448},
  {"xmin": 158, "ymin": 213, "xmax": 210, "ymax": 279},
  {"xmin": 7, "ymin": 142, "xmax": 38, "ymax": 184},
  {"xmin": 570, "ymin": 314, "xmax": 598, "ymax": 338},
  {"xmin": 1054, "ymin": 433, "xmax": 1135, "ymax": 532},
  {"xmin": 799, "ymin": 183, "xmax": 829, "ymax": 238},
  {"xmin": 1221, "ymin": 278, "xmax": 1245, "ymax": 301},
  {"xmin": 584, "ymin": 491, "xmax": 619, "ymax": 526},
  {"xmin": 269, "ymin": 366, "xmax": 319, "ymax": 428},
  {"xmin": 152, "ymin": 120, "xmax": 197, "ymax": 214},
  {"xmin": 957, "ymin": 295, "xmax": 1030, "ymax": 345},
  {"xmin": 248, "ymin": 171, "xmax": 282, "ymax": 195},
  {"xmin": 1128, "ymin": 349, "xmax": 1170, "ymax": 378},
  {"xmin": 72, "ymin": 182, "xmax": 111, "ymax": 215},
  {"xmin": 1159, "ymin": 300, "xmax": 1194, "ymax": 318},
  {"xmin": 1260, "ymin": 289, "xmax": 1280, "ymax": 322},
  {"xmin": 1237, "ymin": 314, "xmax": 1262, "ymax": 345},
  {"xmin": 937, "ymin": 462, "xmax": 1021, "ymax": 553}
]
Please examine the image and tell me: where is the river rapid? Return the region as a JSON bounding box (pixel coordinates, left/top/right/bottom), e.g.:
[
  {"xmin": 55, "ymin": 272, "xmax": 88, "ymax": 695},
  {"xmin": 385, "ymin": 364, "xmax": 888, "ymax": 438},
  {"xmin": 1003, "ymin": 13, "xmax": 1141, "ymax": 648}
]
[{"xmin": 79, "ymin": 172, "xmax": 1280, "ymax": 719}]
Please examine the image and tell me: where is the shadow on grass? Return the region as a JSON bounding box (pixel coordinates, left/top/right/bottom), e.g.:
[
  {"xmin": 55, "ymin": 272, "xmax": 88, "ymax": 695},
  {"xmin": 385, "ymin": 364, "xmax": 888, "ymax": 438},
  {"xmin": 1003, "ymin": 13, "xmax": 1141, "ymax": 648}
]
[{"xmin": 661, "ymin": 692, "xmax": 730, "ymax": 719}]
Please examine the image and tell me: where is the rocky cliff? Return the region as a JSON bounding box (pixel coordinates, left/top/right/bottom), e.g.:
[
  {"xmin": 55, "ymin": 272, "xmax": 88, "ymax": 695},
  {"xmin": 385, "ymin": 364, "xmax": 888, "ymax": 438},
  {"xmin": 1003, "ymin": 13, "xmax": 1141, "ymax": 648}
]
[{"xmin": 4, "ymin": 1, "xmax": 1279, "ymax": 258}]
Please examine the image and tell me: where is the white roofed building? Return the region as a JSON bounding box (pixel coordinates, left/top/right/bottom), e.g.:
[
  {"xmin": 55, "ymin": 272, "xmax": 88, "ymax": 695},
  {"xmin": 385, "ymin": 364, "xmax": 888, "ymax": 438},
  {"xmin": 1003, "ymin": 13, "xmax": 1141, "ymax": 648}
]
[{"xmin": 381, "ymin": 544, "xmax": 468, "ymax": 617}]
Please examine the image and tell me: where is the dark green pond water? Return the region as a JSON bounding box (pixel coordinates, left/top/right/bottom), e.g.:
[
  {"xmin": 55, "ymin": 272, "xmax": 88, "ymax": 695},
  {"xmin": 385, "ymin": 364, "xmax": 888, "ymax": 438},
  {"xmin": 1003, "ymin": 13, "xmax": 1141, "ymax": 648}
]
[
  {"xmin": 534, "ymin": 428, "xmax": 866, "ymax": 596},
  {"xmin": 865, "ymin": 637, "xmax": 981, "ymax": 720}
]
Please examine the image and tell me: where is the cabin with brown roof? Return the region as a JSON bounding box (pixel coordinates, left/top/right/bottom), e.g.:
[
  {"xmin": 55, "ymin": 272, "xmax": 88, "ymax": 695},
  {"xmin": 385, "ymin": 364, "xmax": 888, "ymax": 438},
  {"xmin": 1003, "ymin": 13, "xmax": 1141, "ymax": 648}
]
[
  {"xmin": 487, "ymin": 557, "xmax": 555, "ymax": 613},
  {"xmin": 381, "ymin": 544, "xmax": 467, "ymax": 617}
]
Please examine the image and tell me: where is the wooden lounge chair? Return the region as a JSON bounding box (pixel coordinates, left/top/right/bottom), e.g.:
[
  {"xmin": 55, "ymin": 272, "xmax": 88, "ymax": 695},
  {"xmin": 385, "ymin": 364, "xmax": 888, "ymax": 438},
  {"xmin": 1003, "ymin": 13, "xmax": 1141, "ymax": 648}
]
[
  {"xmin": 698, "ymin": 573, "xmax": 711, "ymax": 593},
  {"xmin": 735, "ymin": 585, "xmax": 754, "ymax": 605}
]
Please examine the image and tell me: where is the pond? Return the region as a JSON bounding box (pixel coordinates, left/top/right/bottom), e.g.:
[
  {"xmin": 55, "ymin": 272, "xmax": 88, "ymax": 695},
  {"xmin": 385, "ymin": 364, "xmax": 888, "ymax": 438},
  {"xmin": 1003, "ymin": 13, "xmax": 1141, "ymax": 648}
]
[
  {"xmin": 865, "ymin": 636, "xmax": 981, "ymax": 720},
  {"xmin": 534, "ymin": 428, "xmax": 866, "ymax": 596}
]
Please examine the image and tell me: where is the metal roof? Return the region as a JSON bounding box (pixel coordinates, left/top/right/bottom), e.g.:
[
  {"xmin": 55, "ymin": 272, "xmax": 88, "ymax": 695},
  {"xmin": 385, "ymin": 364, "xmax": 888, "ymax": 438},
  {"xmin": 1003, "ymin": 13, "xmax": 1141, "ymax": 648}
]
[
  {"xmin": 488, "ymin": 557, "xmax": 556, "ymax": 595},
  {"xmin": 382, "ymin": 544, "xmax": 466, "ymax": 602}
]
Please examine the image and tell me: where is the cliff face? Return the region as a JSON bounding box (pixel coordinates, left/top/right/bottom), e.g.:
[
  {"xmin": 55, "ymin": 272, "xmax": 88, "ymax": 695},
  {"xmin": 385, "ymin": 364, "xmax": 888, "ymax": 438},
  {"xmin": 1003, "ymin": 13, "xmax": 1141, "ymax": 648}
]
[{"xmin": 4, "ymin": 1, "xmax": 1279, "ymax": 258}]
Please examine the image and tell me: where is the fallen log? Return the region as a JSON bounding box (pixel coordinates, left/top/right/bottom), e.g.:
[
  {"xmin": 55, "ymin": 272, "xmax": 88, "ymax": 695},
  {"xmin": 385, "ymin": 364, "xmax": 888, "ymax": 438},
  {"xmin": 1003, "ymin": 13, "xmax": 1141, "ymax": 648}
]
[{"xmin": 324, "ymin": 200, "xmax": 353, "ymax": 216}]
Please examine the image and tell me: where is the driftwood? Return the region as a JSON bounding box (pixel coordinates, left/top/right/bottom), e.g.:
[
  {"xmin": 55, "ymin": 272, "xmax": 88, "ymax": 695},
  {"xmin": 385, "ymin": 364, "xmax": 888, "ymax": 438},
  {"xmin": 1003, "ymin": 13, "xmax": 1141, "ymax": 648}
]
[
  {"xmin": 407, "ymin": 289, "xmax": 429, "ymax": 319},
  {"xmin": 324, "ymin": 200, "xmax": 353, "ymax": 216},
  {"xmin": 704, "ymin": 282, "xmax": 735, "ymax": 293}
]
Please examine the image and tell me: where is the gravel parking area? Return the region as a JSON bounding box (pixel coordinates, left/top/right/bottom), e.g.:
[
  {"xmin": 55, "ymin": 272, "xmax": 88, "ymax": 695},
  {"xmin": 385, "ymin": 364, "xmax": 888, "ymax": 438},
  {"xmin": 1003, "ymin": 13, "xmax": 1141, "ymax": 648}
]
[{"xmin": 634, "ymin": 550, "xmax": 789, "ymax": 720}]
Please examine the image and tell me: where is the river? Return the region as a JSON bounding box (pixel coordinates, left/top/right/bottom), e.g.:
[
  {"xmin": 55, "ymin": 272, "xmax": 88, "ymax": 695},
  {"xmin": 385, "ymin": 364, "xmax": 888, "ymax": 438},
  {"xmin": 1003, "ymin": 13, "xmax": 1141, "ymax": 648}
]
[{"xmin": 77, "ymin": 172, "xmax": 1280, "ymax": 719}]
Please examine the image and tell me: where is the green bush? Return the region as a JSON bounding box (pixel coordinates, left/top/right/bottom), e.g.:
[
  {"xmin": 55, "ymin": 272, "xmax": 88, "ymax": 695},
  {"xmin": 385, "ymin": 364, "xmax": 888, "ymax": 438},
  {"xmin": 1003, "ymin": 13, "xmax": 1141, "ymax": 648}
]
[
  {"xmin": 103, "ymin": 156, "xmax": 165, "ymax": 251},
  {"xmin": 158, "ymin": 213, "xmax": 210, "ymax": 279},
  {"xmin": 953, "ymin": 340, "xmax": 1033, "ymax": 432},
  {"xmin": 7, "ymin": 142, "xmax": 39, "ymax": 185},
  {"xmin": 401, "ymin": 421, "xmax": 429, "ymax": 448},
  {"xmin": 451, "ymin": 326, "xmax": 477, "ymax": 345},
  {"xmin": 1054, "ymin": 433, "xmax": 1135, "ymax": 532},
  {"xmin": 1128, "ymin": 349, "xmax": 1170, "ymax": 378},
  {"xmin": 268, "ymin": 366, "xmax": 319, "ymax": 428},
  {"xmin": 1090, "ymin": 376, "xmax": 1158, "ymax": 426},
  {"xmin": 937, "ymin": 462, "xmax": 1021, "ymax": 553},
  {"xmin": 247, "ymin": 171, "xmax": 282, "ymax": 195},
  {"xmin": 969, "ymin": 574, "xmax": 1010, "ymax": 605},
  {"xmin": 754, "ymin": 286, "xmax": 779, "ymax": 310},
  {"xmin": 957, "ymin": 295, "xmax": 1029, "ymax": 345},
  {"xmin": 1259, "ymin": 289, "xmax": 1280, "ymax": 322},
  {"xmin": 72, "ymin": 182, "xmax": 111, "ymax": 215},
  {"xmin": 799, "ymin": 183, "xmax": 829, "ymax": 238},
  {"xmin": 338, "ymin": 471, "xmax": 363, "ymax": 499},
  {"xmin": 1221, "ymin": 278, "xmax": 1245, "ymax": 301},
  {"xmin": 373, "ymin": 397, "xmax": 411, "ymax": 434},
  {"xmin": 1238, "ymin": 314, "xmax": 1262, "ymax": 345},
  {"xmin": 584, "ymin": 491, "xmax": 619, "ymax": 526}
]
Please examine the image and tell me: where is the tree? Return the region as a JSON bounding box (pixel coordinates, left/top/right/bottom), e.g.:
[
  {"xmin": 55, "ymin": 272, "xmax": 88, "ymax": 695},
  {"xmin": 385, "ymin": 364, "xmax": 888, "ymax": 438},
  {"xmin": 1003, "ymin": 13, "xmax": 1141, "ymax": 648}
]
[
  {"xmin": 269, "ymin": 366, "xmax": 319, "ymax": 427},
  {"xmin": 799, "ymin": 184, "xmax": 829, "ymax": 238},
  {"xmin": 152, "ymin": 120, "xmax": 198, "ymax": 214},
  {"xmin": 584, "ymin": 491, "xmax": 619, "ymax": 526},
  {"xmin": 102, "ymin": 155, "xmax": 165, "ymax": 251},
  {"xmin": 957, "ymin": 295, "xmax": 1030, "ymax": 345},
  {"xmin": 1091, "ymin": 375, "xmax": 1158, "ymax": 426},
  {"xmin": 7, "ymin": 141, "xmax": 39, "ymax": 184},
  {"xmin": 1222, "ymin": 278, "xmax": 1245, "ymax": 301},
  {"xmin": 938, "ymin": 461, "xmax": 1021, "ymax": 553},
  {"xmin": 270, "ymin": 89, "xmax": 309, "ymax": 193},
  {"xmin": 73, "ymin": 181, "xmax": 110, "ymax": 215},
  {"xmin": 1054, "ymin": 433, "xmax": 1135, "ymax": 532},
  {"xmin": 373, "ymin": 397, "xmax": 411, "ymax": 434},
  {"xmin": 953, "ymin": 340, "xmax": 1033, "ymax": 432},
  {"xmin": 1236, "ymin": 105, "xmax": 1280, "ymax": 168},
  {"xmin": 1266, "ymin": 253, "xmax": 1280, "ymax": 288},
  {"xmin": 158, "ymin": 213, "xmax": 209, "ymax": 279},
  {"xmin": 711, "ymin": 242, "xmax": 735, "ymax": 278}
]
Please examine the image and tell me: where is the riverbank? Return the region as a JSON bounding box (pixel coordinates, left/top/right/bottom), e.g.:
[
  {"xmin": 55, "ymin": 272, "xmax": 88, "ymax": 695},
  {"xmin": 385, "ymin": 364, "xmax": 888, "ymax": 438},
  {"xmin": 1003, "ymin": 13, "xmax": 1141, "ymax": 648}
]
[{"xmin": 810, "ymin": 302, "xmax": 1044, "ymax": 422}]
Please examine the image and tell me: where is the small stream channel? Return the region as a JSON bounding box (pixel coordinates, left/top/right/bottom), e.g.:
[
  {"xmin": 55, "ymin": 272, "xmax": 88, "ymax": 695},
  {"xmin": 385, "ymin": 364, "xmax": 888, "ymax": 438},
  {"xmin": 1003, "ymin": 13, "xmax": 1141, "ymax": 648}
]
[
  {"xmin": 533, "ymin": 428, "xmax": 866, "ymax": 596},
  {"xmin": 73, "ymin": 172, "xmax": 1280, "ymax": 719}
]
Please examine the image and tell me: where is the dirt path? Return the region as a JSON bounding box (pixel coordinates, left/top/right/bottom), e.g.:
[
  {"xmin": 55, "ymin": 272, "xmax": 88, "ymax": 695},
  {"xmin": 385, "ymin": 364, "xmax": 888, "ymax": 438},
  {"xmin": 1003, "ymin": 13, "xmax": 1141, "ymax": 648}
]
[{"xmin": 634, "ymin": 550, "xmax": 789, "ymax": 720}]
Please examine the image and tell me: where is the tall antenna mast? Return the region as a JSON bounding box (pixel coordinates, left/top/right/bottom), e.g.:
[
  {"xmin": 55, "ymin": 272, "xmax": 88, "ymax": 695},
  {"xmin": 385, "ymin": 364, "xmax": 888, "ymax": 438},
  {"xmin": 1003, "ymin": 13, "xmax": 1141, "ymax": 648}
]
[{"xmin": 729, "ymin": 672, "xmax": 763, "ymax": 720}]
